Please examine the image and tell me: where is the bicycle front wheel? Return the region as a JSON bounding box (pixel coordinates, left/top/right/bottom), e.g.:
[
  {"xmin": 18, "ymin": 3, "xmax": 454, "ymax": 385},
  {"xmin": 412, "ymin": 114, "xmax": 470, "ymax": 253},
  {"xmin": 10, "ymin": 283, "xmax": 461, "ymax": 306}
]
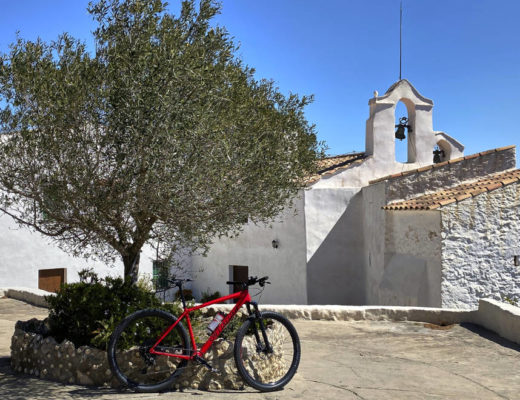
[
  {"xmin": 234, "ymin": 311, "xmax": 300, "ymax": 391},
  {"xmin": 108, "ymin": 309, "xmax": 190, "ymax": 393}
]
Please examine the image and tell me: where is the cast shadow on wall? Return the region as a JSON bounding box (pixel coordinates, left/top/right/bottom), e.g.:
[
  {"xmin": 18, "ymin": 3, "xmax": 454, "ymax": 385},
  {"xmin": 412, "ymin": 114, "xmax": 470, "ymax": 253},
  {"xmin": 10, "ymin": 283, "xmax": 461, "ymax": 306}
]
[{"xmin": 306, "ymin": 192, "xmax": 366, "ymax": 305}]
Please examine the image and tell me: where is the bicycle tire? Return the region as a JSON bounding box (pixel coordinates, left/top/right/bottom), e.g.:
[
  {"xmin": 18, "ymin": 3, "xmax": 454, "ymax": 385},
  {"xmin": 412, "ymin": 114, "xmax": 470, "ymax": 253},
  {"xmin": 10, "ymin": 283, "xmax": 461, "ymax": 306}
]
[
  {"xmin": 233, "ymin": 311, "xmax": 300, "ymax": 391},
  {"xmin": 107, "ymin": 309, "xmax": 190, "ymax": 393}
]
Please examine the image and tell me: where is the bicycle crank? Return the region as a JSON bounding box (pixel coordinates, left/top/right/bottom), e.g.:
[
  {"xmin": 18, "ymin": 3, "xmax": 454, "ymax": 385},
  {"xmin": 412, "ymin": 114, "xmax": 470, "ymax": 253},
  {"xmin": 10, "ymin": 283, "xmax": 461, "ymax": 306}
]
[{"xmin": 194, "ymin": 355, "xmax": 219, "ymax": 374}]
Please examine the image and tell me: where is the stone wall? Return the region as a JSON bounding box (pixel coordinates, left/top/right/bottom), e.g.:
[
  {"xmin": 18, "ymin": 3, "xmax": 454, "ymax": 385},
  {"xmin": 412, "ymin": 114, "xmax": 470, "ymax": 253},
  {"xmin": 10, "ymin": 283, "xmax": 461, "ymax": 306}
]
[
  {"xmin": 4, "ymin": 288, "xmax": 52, "ymax": 308},
  {"xmin": 440, "ymin": 183, "xmax": 520, "ymax": 309},
  {"xmin": 385, "ymin": 147, "xmax": 516, "ymax": 203},
  {"xmin": 10, "ymin": 321, "xmax": 246, "ymax": 390}
]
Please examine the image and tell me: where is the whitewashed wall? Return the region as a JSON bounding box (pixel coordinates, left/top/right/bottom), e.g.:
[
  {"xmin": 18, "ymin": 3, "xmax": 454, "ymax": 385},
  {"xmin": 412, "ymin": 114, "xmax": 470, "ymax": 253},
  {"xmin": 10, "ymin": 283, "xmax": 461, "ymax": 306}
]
[
  {"xmin": 441, "ymin": 183, "xmax": 520, "ymax": 309},
  {"xmin": 383, "ymin": 210, "xmax": 442, "ymax": 307},
  {"xmin": 305, "ymin": 188, "xmax": 365, "ymax": 304},
  {"xmin": 0, "ymin": 213, "xmax": 154, "ymax": 288},
  {"xmin": 189, "ymin": 194, "xmax": 307, "ymax": 305},
  {"xmin": 361, "ymin": 182, "xmax": 387, "ymax": 305}
]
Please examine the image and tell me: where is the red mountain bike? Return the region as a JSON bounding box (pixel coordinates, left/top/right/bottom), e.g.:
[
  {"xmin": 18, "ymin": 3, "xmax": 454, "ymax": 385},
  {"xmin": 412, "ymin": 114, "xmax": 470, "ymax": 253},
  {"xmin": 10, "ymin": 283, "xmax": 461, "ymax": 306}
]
[{"xmin": 107, "ymin": 276, "xmax": 301, "ymax": 393}]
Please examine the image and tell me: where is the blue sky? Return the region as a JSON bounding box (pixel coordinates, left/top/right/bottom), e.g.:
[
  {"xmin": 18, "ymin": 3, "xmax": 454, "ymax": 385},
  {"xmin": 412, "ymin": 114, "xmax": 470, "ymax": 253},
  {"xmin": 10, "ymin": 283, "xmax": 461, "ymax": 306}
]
[{"xmin": 1, "ymin": 0, "xmax": 519, "ymax": 159}]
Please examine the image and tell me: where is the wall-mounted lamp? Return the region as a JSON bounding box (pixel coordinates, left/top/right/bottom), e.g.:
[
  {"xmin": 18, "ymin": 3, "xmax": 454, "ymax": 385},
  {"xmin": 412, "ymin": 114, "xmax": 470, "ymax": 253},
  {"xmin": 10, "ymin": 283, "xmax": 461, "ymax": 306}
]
[{"xmin": 272, "ymin": 239, "xmax": 279, "ymax": 249}]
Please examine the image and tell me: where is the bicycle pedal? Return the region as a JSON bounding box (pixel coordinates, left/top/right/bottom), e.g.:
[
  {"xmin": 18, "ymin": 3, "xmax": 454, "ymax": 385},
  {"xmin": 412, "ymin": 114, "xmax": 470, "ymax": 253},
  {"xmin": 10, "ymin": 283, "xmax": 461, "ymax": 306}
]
[{"xmin": 194, "ymin": 355, "xmax": 218, "ymax": 373}]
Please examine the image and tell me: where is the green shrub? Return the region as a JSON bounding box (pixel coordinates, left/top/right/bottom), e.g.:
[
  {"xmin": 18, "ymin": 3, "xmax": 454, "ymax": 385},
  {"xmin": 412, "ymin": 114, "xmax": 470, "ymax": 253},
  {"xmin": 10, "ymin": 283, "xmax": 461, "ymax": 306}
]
[
  {"xmin": 45, "ymin": 269, "xmax": 190, "ymax": 350},
  {"xmin": 503, "ymin": 296, "xmax": 518, "ymax": 307},
  {"xmin": 200, "ymin": 289, "xmax": 222, "ymax": 303}
]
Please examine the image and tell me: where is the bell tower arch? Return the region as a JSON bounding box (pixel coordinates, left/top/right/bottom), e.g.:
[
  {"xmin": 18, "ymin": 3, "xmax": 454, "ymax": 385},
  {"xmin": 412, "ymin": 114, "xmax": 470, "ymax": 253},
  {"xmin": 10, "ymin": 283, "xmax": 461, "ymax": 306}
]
[{"xmin": 365, "ymin": 80, "xmax": 435, "ymax": 165}]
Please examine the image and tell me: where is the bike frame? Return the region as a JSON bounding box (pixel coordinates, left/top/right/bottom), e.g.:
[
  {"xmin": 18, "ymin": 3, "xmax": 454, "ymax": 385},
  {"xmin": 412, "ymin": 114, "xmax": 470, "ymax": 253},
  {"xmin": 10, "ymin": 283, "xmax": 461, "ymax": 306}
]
[{"xmin": 149, "ymin": 288, "xmax": 252, "ymax": 360}]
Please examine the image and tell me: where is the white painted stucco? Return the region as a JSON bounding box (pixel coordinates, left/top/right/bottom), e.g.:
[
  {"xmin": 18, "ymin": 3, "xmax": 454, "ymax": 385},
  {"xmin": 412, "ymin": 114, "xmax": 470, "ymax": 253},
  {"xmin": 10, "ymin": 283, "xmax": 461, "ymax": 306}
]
[
  {"xmin": 435, "ymin": 131, "xmax": 464, "ymax": 162},
  {"xmin": 189, "ymin": 194, "xmax": 308, "ymax": 305},
  {"xmin": 362, "ymin": 181, "xmax": 386, "ymax": 305},
  {"xmin": 383, "ymin": 210, "xmax": 441, "ymax": 307},
  {"xmin": 0, "ymin": 213, "xmax": 154, "ymax": 288},
  {"xmin": 5, "ymin": 78, "xmax": 517, "ymax": 311},
  {"xmin": 314, "ymin": 80, "xmax": 462, "ymax": 190},
  {"xmin": 366, "ymin": 80, "xmax": 435, "ymax": 165},
  {"xmin": 361, "ymin": 146, "xmax": 517, "ymax": 309},
  {"xmin": 195, "ymin": 79, "xmax": 520, "ymax": 308},
  {"xmin": 441, "ymin": 183, "xmax": 520, "ymax": 309},
  {"xmin": 305, "ymin": 187, "xmax": 365, "ymax": 304},
  {"xmin": 304, "ymin": 188, "xmax": 360, "ymax": 261}
]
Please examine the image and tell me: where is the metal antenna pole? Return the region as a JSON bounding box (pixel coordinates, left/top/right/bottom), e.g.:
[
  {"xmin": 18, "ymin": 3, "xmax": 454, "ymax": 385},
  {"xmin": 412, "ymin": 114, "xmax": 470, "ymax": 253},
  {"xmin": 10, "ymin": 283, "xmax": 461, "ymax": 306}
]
[{"xmin": 399, "ymin": 0, "xmax": 402, "ymax": 80}]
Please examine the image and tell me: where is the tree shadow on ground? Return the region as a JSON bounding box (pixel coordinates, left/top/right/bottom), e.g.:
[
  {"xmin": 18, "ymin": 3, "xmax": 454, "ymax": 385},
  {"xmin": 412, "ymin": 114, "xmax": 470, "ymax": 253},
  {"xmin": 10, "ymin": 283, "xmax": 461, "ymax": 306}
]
[
  {"xmin": 0, "ymin": 356, "xmax": 258, "ymax": 399},
  {"xmin": 0, "ymin": 356, "xmax": 119, "ymax": 399}
]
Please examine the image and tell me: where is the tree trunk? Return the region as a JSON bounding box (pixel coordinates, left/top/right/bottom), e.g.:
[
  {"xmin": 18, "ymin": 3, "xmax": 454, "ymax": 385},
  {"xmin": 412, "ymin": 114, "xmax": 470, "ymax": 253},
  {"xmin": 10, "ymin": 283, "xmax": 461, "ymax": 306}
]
[{"xmin": 122, "ymin": 252, "xmax": 140, "ymax": 285}]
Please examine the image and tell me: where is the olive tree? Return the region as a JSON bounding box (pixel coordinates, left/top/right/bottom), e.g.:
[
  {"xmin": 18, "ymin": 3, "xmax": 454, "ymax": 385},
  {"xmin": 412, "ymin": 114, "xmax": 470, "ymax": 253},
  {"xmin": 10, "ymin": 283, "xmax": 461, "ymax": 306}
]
[{"xmin": 0, "ymin": 0, "xmax": 322, "ymax": 283}]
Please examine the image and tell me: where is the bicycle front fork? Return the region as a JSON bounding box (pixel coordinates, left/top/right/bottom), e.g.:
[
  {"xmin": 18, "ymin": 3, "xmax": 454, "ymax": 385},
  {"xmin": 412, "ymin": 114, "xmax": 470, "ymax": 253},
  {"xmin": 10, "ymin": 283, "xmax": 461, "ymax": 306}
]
[{"xmin": 246, "ymin": 302, "xmax": 273, "ymax": 353}]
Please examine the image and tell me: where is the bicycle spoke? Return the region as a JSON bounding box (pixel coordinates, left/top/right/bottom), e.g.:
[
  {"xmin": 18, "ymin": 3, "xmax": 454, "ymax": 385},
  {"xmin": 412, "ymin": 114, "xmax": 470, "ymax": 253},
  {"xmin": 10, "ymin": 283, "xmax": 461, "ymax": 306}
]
[
  {"xmin": 108, "ymin": 310, "xmax": 190, "ymax": 392},
  {"xmin": 234, "ymin": 312, "xmax": 300, "ymax": 391}
]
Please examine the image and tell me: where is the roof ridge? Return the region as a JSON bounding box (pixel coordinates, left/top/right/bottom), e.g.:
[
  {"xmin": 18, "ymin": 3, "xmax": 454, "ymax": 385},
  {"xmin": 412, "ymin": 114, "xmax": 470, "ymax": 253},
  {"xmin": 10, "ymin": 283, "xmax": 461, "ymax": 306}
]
[
  {"xmin": 306, "ymin": 152, "xmax": 367, "ymax": 185},
  {"xmin": 323, "ymin": 152, "xmax": 364, "ymax": 160},
  {"xmin": 369, "ymin": 145, "xmax": 516, "ymax": 185}
]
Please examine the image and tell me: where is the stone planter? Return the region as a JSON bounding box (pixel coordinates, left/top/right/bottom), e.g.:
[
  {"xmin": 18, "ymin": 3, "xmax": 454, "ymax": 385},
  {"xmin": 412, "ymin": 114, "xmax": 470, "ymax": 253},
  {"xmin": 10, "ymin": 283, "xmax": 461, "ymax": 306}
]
[{"xmin": 10, "ymin": 318, "xmax": 247, "ymax": 390}]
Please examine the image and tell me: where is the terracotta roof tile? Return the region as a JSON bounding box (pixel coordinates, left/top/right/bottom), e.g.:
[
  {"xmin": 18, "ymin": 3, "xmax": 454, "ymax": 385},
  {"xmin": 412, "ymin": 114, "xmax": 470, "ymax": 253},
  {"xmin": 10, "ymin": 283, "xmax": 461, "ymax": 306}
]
[
  {"xmin": 448, "ymin": 156, "xmax": 464, "ymax": 164},
  {"xmin": 501, "ymin": 176, "xmax": 519, "ymax": 185},
  {"xmin": 384, "ymin": 169, "xmax": 520, "ymax": 210},
  {"xmin": 417, "ymin": 165, "xmax": 433, "ymax": 172},
  {"xmin": 369, "ymin": 145, "xmax": 516, "ymax": 185},
  {"xmin": 437, "ymin": 198, "xmax": 455, "ymax": 206},
  {"xmin": 471, "ymin": 186, "xmax": 488, "ymax": 194},
  {"xmin": 495, "ymin": 145, "xmax": 516, "ymax": 152},
  {"xmin": 464, "ymin": 153, "xmax": 480, "ymax": 160},
  {"xmin": 306, "ymin": 152, "xmax": 366, "ymax": 184},
  {"xmin": 433, "ymin": 160, "xmax": 450, "ymax": 168},
  {"xmin": 485, "ymin": 183, "xmax": 503, "ymax": 191}
]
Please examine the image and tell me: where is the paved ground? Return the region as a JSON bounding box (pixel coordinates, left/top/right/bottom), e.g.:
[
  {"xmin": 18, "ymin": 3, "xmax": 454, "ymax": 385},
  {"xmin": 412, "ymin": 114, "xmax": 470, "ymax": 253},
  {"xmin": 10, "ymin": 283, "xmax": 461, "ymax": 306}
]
[{"xmin": 1, "ymin": 297, "xmax": 520, "ymax": 400}]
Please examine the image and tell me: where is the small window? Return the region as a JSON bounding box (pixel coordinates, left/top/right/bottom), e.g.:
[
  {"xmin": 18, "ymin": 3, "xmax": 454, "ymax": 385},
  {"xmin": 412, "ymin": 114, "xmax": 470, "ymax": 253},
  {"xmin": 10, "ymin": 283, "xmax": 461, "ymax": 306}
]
[{"xmin": 153, "ymin": 260, "xmax": 169, "ymax": 290}]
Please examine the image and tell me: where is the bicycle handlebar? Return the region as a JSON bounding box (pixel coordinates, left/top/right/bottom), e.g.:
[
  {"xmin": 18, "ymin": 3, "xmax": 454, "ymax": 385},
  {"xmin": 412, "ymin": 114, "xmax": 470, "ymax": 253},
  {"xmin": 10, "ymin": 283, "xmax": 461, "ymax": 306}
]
[
  {"xmin": 226, "ymin": 276, "xmax": 270, "ymax": 288},
  {"xmin": 167, "ymin": 278, "xmax": 193, "ymax": 287},
  {"xmin": 167, "ymin": 276, "xmax": 270, "ymax": 291}
]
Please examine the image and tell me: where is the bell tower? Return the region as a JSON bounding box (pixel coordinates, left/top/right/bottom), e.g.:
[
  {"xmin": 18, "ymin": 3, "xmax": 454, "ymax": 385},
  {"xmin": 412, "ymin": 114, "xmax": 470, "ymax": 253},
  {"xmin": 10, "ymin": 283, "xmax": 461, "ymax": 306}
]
[{"xmin": 365, "ymin": 79, "xmax": 436, "ymax": 165}]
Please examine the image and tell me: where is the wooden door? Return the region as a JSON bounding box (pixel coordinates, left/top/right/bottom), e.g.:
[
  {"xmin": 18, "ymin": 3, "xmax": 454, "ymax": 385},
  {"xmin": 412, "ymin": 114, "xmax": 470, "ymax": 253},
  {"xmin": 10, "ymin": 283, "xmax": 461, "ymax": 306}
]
[
  {"xmin": 38, "ymin": 268, "xmax": 67, "ymax": 293},
  {"xmin": 232, "ymin": 265, "xmax": 248, "ymax": 301}
]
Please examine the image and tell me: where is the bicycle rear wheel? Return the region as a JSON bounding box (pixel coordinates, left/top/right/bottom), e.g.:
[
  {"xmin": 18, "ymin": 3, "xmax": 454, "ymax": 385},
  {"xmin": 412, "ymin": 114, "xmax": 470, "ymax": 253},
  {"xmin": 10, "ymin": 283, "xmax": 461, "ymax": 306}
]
[
  {"xmin": 234, "ymin": 311, "xmax": 300, "ymax": 391},
  {"xmin": 108, "ymin": 309, "xmax": 190, "ymax": 393}
]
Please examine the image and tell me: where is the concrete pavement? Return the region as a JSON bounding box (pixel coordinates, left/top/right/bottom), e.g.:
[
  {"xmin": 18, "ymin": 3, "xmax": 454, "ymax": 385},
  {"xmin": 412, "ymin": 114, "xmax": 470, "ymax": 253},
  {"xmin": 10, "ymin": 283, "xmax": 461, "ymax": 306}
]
[{"xmin": 1, "ymin": 297, "xmax": 520, "ymax": 399}]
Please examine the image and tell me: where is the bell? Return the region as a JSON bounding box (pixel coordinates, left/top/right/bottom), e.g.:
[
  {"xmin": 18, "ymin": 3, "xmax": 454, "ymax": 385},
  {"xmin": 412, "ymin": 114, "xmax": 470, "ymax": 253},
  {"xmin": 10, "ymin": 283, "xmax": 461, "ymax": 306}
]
[
  {"xmin": 395, "ymin": 125, "xmax": 406, "ymax": 141},
  {"xmin": 433, "ymin": 147, "xmax": 445, "ymax": 164},
  {"xmin": 395, "ymin": 117, "xmax": 412, "ymax": 141}
]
